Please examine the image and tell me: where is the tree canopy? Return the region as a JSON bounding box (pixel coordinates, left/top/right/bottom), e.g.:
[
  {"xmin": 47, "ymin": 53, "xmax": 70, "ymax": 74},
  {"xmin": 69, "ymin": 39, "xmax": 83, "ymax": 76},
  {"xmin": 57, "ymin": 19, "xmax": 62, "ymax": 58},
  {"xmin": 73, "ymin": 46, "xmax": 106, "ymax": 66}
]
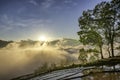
[{"xmin": 78, "ymin": 0, "xmax": 120, "ymax": 61}]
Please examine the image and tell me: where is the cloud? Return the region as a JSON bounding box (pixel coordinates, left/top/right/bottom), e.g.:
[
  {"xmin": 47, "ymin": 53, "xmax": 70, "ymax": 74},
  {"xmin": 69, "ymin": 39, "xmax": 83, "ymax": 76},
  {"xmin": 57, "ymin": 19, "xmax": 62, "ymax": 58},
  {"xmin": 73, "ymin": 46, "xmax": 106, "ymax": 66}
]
[
  {"xmin": 41, "ymin": 0, "xmax": 55, "ymax": 9},
  {"xmin": 0, "ymin": 14, "xmax": 52, "ymax": 30},
  {"xmin": 64, "ymin": 0, "xmax": 73, "ymax": 4},
  {"xmin": 0, "ymin": 14, "xmax": 15, "ymax": 31},
  {"xmin": 63, "ymin": 0, "xmax": 78, "ymax": 8},
  {"xmin": 29, "ymin": 0, "xmax": 38, "ymax": 6},
  {"xmin": 0, "ymin": 41, "xmax": 79, "ymax": 80},
  {"xmin": 0, "ymin": 14, "xmax": 55, "ymax": 40},
  {"xmin": 17, "ymin": 7, "xmax": 27, "ymax": 14}
]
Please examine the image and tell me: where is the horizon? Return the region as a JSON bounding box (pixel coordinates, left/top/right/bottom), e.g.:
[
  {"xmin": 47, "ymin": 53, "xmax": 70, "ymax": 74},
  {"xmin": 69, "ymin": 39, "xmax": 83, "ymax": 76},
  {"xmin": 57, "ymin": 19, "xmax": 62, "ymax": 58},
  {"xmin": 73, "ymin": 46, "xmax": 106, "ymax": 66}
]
[{"xmin": 0, "ymin": 37, "xmax": 80, "ymax": 42}]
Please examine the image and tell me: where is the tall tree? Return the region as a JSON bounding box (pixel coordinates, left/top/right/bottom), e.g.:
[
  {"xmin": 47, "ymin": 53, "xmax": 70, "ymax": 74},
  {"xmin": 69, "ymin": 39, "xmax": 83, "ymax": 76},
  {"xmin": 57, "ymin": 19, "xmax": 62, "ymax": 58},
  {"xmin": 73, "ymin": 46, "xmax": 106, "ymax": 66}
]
[
  {"xmin": 78, "ymin": 0, "xmax": 120, "ymax": 59},
  {"xmin": 78, "ymin": 10, "xmax": 104, "ymax": 59},
  {"xmin": 93, "ymin": 1, "xmax": 120, "ymax": 57}
]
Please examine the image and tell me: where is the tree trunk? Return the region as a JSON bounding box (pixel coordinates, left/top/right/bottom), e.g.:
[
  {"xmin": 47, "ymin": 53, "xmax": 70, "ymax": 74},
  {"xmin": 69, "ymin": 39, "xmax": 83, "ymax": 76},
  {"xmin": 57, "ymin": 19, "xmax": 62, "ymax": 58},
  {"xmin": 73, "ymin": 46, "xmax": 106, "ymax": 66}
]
[
  {"xmin": 111, "ymin": 40, "xmax": 114, "ymax": 57},
  {"xmin": 100, "ymin": 45, "xmax": 103, "ymax": 59},
  {"xmin": 111, "ymin": 10, "xmax": 116, "ymax": 57},
  {"xmin": 107, "ymin": 45, "xmax": 111, "ymax": 58},
  {"xmin": 113, "ymin": 65, "xmax": 116, "ymax": 71},
  {"xmin": 111, "ymin": 24, "xmax": 115, "ymax": 57}
]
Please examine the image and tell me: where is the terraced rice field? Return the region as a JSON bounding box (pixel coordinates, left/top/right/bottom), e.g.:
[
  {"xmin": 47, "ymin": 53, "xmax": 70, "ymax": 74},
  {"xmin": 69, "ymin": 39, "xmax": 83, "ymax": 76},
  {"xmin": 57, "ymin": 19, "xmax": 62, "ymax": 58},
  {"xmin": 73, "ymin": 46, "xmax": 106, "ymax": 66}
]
[
  {"xmin": 29, "ymin": 65, "xmax": 120, "ymax": 80},
  {"xmin": 29, "ymin": 67, "xmax": 85, "ymax": 80}
]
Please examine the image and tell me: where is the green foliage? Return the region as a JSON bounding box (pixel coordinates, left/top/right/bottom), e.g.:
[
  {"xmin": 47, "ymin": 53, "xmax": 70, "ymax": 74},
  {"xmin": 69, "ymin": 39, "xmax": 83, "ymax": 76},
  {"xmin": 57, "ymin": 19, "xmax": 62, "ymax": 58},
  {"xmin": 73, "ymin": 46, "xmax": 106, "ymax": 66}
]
[
  {"xmin": 89, "ymin": 56, "xmax": 97, "ymax": 62},
  {"xmin": 78, "ymin": 7, "xmax": 104, "ymax": 59},
  {"xmin": 78, "ymin": 30, "xmax": 103, "ymax": 46},
  {"xmin": 78, "ymin": 0, "xmax": 120, "ymax": 58},
  {"xmin": 86, "ymin": 48, "xmax": 99, "ymax": 53},
  {"xmin": 93, "ymin": 0, "xmax": 120, "ymax": 57},
  {"xmin": 78, "ymin": 48, "xmax": 87, "ymax": 63},
  {"xmin": 78, "ymin": 48, "xmax": 99, "ymax": 63},
  {"xmin": 83, "ymin": 56, "xmax": 120, "ymax": 67}
]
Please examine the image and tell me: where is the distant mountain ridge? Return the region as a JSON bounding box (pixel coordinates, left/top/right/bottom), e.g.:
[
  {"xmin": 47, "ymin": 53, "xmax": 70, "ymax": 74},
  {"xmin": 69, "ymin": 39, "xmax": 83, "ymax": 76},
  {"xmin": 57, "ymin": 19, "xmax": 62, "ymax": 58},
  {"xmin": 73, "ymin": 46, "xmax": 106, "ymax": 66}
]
[
  {"xmin": 0, "ymin": 38, "xmax": 80, "ymax": 48},
  {"xmin": 48, "ymin": 38, "xmax": 80, "ymax": 47},
  {"xmin": 0, "ymin": 40, "xmax": 13, "ymax": 48}
]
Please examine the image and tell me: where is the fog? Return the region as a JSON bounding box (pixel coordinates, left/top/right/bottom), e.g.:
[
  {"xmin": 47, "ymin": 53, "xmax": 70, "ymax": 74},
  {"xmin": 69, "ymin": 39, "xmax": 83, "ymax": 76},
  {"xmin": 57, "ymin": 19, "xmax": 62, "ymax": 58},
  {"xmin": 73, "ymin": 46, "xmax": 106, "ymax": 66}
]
[
  {"xmin": 1, "ymin": 40, "xmax": 118, "ymax": 80},
  {"xmin": 0, "ymin": 42, "xmax": 79, "ymax": 80}
]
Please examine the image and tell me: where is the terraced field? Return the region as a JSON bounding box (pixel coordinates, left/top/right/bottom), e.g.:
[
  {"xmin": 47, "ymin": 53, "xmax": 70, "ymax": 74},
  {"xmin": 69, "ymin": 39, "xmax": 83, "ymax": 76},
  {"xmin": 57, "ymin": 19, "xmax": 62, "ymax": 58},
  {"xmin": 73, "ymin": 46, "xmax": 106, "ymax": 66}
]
[
  {"xmin": 29, "ymin": 65, "xmax": 120, "ymax": 80},
  {"xmin": 29, "ymin": 67, "xmax": 85, "ymax": 80}
]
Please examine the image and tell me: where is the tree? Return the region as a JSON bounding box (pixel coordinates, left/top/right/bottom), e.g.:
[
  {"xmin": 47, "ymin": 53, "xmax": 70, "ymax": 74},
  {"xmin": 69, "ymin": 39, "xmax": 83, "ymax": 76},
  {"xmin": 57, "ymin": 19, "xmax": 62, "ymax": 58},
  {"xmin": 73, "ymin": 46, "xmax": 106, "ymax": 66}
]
[
  {"xmin": 78, "ymin": 48, "xmax": 87, "ymax": 63},
  {"xmin": 93, "ymin": 1, "xmax": 113, "ymax": 58},
  {"xmin": 78, "ymin": 0, "xmax": 120, "ymax": 58},
  {"xmin": 93, "ymin": 1, "xmax": 120, "ymax": 57},
  {"xmin": 78, "ymin": 48, "xmax": 99, "ymax": 63},
  {"xmin": 78, "ymin": 10, "xmax": 104, "ymax": 59}
]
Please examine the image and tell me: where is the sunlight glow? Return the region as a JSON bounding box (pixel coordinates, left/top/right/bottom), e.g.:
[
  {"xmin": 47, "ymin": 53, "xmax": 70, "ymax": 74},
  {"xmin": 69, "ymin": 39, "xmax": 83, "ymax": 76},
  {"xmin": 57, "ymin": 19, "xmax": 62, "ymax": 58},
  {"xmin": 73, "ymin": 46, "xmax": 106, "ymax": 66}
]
[{"xmin": 39, "ymin": 35, "xmax": 47, "ymax": 41}]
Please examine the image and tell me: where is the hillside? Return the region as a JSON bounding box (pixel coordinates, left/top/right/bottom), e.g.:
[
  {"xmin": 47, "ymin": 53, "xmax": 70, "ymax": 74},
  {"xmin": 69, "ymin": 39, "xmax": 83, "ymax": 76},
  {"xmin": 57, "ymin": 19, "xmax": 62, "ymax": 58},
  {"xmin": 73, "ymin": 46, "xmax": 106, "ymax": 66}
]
[
  {"xmin": 11, "ymin": 56, "xmax": 120, "ymax": 80},
  {"xmin": 48, "ymin": 38, "xmax": 80, "ymax": 47},
  {"xmin": 0, "ymin": 40, "xmax": 13, "ymax": 48}
]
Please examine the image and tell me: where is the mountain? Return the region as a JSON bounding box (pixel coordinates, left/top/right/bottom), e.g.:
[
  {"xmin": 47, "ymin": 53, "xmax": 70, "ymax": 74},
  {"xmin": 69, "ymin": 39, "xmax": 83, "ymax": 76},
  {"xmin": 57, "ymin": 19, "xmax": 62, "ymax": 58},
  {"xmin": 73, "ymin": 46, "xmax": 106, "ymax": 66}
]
[
  {"xmin": 0, "ymin": 38, "xmax": 81, "ymax": 50},
  {"xmin": 48, "ymin": 38, "xmax": 81, "ymax": 54},
  {"xmin": 48, "ymin": 38, "xmax": 80, "ymax": 47},
  {"xmin": 0, "ymin": 40, "xmax": 13, "ymax": 48}
]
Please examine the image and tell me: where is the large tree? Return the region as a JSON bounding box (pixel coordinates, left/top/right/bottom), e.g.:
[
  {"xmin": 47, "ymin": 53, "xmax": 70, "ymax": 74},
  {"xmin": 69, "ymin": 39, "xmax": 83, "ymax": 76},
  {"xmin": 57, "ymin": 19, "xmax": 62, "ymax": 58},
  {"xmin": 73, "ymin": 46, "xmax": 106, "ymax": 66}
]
[
  {"xmin": 93, "ymin": 1, "xmax": 120, "ymax": 57},
  {"xmin": 78, "ymin": 10, "xmax": 104, "ymax": 59},
  {"xmin": 78, "ymin": 0, "xmax": 120, "ymax": 58}
]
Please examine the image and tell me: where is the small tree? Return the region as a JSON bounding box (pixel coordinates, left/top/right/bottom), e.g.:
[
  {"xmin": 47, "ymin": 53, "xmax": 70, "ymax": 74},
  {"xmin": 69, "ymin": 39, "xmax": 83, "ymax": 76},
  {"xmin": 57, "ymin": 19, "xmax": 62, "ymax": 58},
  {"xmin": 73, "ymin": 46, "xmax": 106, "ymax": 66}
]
[
  {"xmin": 78, "ymin": 48, "xmax": 99, "ymax": 63},
  {"xmin": 34, "ymin": 62, "xmax": 48, "ymax": 74},
  {"xmin": 78, "ymin": 48, "xmax": 87, "ymax": 63}
]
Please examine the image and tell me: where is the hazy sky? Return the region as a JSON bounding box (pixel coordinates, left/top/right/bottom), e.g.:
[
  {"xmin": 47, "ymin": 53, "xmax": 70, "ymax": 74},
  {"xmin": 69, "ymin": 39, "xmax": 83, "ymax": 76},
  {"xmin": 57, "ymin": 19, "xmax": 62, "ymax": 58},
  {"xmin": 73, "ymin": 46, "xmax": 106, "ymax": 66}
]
[{"xmin": 0, "ymin": 0, "xmax": 109, "ymax": 41}]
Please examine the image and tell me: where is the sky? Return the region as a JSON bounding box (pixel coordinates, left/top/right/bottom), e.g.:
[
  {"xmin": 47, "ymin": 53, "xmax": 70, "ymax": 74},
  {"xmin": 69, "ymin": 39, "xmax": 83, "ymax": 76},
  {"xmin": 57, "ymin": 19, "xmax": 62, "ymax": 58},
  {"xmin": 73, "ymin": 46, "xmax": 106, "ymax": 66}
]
[{"xmin": 0, "ymin": 0, "xmax": 109, "ymax": 41}]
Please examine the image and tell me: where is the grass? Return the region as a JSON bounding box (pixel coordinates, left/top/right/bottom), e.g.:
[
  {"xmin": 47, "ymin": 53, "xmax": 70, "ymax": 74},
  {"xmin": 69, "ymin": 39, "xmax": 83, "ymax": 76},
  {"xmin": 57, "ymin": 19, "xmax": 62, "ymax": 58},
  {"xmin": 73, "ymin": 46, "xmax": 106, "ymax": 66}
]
[{"xmin": 82, "ymin": 56, "xmax": 120, "ymax": 67}]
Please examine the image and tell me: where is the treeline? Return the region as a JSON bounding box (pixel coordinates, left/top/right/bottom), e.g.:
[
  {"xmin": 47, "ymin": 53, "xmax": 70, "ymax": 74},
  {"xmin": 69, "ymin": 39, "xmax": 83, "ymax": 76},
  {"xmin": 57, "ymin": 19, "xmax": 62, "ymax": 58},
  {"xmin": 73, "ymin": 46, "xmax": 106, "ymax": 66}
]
[
  {"xmin": 78, "ymin": 0, "xmax": 120, "ymax": 62},
  {"xmin": 0, "ymin": 39, "xmax": 38, "ymax": 48},
  {"xmin": 0, "ymin": 40, "xmax": 13, "ymax": 48}
]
